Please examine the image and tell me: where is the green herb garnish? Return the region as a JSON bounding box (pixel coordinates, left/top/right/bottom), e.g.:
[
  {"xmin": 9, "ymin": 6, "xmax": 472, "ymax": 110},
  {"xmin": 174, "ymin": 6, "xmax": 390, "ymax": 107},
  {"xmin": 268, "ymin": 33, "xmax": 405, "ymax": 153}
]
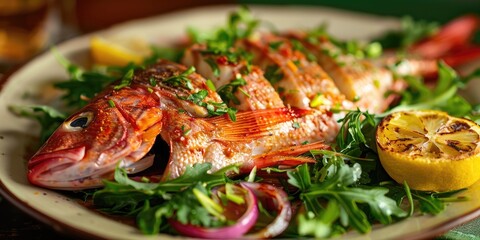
[
  {"xmin": 216, "ymin": 76, "xmax": 247, "ymax": 105},
  {"xmin": 163, "ymin": 66, "xmax": 195, "ymax": 90},
  {"xmin": 264, "ymin": 65, "xmax": 284, "ymax": 84}
]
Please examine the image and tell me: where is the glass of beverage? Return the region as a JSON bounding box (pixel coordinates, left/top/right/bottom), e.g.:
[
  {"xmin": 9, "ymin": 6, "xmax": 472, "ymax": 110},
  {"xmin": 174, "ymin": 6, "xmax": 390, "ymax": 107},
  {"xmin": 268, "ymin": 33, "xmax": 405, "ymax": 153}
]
[{"xmin": 0, "ymin": 0, "xmax": 52, "ymax": 65}]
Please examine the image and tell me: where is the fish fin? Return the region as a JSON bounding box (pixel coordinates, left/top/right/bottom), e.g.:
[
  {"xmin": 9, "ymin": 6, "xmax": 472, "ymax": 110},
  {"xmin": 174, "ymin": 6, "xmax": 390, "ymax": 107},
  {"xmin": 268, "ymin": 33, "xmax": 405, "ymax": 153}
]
[
  {"xmin": 245, "ymin": 141, "xmax": 330, "ymax": 170},
  {"xmin": 208, "ymin": 107, "xmax": 312, "ymax": 142},
  {"xmin": 142, "ymin": 121, "xmax": 163, "ymax": 143}
]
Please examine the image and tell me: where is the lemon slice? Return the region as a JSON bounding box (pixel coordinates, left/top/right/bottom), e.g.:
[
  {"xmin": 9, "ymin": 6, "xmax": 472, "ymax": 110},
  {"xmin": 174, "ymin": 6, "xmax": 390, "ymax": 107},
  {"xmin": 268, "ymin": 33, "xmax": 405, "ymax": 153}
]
[
  {"xmin": 376, "ymin": 110, "xmax": 480, "ymax": 191},
  {"xmin": 90, "ymin": 36, "xmax": 150, "ymax": 66}
]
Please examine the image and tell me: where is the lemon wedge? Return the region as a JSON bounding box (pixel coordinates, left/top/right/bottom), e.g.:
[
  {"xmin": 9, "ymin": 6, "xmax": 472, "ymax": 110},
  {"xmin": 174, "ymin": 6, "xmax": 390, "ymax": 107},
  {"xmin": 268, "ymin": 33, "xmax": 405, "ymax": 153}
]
[
  {"xmin": 376, "ymin": 110, "xmax": 480, "ymax": 191},
  {"xmin": 90, "ymin": 36, "xmax": 150, "ymax": 66}
]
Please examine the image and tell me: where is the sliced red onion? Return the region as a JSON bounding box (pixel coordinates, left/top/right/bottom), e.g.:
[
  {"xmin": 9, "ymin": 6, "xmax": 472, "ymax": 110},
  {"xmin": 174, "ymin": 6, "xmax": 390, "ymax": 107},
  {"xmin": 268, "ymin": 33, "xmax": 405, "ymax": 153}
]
[
  {"xmin": 169, "ymin": 184, "xmax": 258, "ymax": 239},
  {"xmin": 241, "ymin": 182, "xmax": 292, "ymax": 238}
]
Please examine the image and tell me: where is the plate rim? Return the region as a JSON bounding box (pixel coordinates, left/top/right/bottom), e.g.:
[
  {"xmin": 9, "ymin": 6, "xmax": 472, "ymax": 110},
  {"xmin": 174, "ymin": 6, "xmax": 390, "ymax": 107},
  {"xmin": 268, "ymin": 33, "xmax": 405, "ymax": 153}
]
[{"xmin": 0, "ymin": 3, "xmax": 479, "ymax": 239}]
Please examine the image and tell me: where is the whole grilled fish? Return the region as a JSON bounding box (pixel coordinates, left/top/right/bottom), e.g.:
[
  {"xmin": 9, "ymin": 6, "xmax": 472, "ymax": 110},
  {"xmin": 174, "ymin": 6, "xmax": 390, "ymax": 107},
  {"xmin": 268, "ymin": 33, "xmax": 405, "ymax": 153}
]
[{"xmin": 28, "ymin": 60, "xmax": 336, "ymax": 190}]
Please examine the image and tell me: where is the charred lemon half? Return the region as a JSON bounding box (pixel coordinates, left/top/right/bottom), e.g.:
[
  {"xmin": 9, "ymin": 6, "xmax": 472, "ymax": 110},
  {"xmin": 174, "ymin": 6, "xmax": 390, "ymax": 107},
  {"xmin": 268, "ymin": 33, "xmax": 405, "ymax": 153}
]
[{"xmin": 376, "ymin": 110, "xmax": 480, "ymax": 191}]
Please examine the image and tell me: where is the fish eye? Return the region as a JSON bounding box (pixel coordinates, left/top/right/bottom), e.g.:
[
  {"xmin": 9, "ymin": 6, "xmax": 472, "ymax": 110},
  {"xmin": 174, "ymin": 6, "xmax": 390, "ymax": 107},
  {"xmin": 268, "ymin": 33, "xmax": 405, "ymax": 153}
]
[{"xmin": 64, "ymin": 112, "xmax": 94, "ymax": 131}]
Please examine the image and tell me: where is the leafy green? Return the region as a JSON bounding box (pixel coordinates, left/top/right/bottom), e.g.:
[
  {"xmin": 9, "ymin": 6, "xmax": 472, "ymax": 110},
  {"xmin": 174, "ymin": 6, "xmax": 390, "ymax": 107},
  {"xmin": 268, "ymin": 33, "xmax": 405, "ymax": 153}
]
[
  {"xmin": 385, "ymin": 61, "xmax": 479, "ymax": 119},
  {"xmin": 216, "ymin": 76, "xmax": 247, "ymax": 105},
  {"xmin": 177, "ymin": 89, "xmax": 238, "ymax": 121},
  {"xmin": 290, "ymin": 39, "xmax": 317, "ymax": 62},
  {"xmin": 333, "ymin": 109, "xmax": 379, "ymax": 184},
  {"xmin": 336, "ymin": 109, "xmax": 376, "ymax": 152},
  {"xmin": 374, "ymin": 16, "xmax": 439, "ymax": 51},
  {"xmin": 264, "ymin": 65, "xmax": 284, "ymax": 85},
  {"xmin": 288, "ymin": 163, "xmax": 406, "ymax": 237},
  {"xmin": 52, "ymin": 49, "xmax": 138, "ymax": 108},
  {"xmin": 52, "ymin": 44, "xmax": 182, "ymax": 109},
  {"xmin": 306, "ymin": 24, "xmax": 383, "ymax": 59},
  {"xmin": 93, "ymin": 163, "xmax": 237, "ymax": 234},
  {"xmin": 190, "ymin": 5, "xmax": 258, "ymax": 66},
  {"xmin": 9, "ymin": 105, "xmax": 66, "ymax": 143},
  {"xmin": 297, "ymin": 200, "xmax": 341, "ymax": 238},
  {"xmin": 381, "ymin": 182, "xmax": 468, "ymax": 216},
  {"xmin": 204, "ymin": 57, "xmax": 221, "ymax": 77},
  {"xmin": 163, "ymin": 66, "xmax": 195, "ymax": 90},
  {"xmin": 113, "ymin": 68, "xmax": 135, "ymax": 90},
  {"xmin": 143, "ymin": 46, "xmax": 184, "ymax": 65}
]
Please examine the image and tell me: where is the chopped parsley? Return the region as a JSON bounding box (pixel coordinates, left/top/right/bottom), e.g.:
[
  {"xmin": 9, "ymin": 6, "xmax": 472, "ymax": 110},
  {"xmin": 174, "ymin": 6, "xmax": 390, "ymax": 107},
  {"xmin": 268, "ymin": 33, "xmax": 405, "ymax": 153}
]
[
  {"xmin": 163, "ymin": 66, "xmax": 195, "ymax": 90},
  {"xmin": 149, "ymin": 76, "xmax": 157, "ymax": 87},
  {"xmin": 291, "ymin": 39, "xmax": 317, "ymax": 62},
  {"xmin": 205, "ymin": 58, "xmax": 221, "ymax": 77},
  {"xmin": 264, "ymin": 65, "xmax": 284, "ymax": 84},
  {"xmin": 189, "ymin": 6, "xmax": 257, "ymax": 71},
  {"xmin": 114, "ymin": 68, "xmax": 135, "ymax": 90},
  {"xmin": 178, "ymin": 89, "xmax": 238, "ymax": 121},
  {"xmin": 268, "ymin": 41, "xmax": 284, "ymax": 51},
  {"xmin": 107, "ymin": 99, "xmax": 116, "ymax": 108},
  {"xmin": 181, "ymin": 125, "xmax": 192, "ymax": 136},
  {"xmin": 216, "ymin": 76, "xmax": 247, "ymax": 105},
  {"xmin": 205, "ymin": 79, "xmax": 216, "ymax": 91}
]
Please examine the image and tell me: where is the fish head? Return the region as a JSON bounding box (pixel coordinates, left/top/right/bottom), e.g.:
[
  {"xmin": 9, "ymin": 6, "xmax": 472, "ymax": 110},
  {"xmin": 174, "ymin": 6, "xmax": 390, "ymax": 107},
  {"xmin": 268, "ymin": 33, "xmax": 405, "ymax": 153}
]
[{"xmin": 27, "ymin": 100, "xmax": 144, "ymax": 190}]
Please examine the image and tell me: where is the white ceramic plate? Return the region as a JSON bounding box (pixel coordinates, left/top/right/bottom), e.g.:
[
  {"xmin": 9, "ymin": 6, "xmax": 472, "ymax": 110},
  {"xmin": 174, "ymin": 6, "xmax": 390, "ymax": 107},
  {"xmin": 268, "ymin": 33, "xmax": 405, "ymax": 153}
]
[{"xmin": 1, "ymin": 5, "xmax": 479, "ymax": 240}]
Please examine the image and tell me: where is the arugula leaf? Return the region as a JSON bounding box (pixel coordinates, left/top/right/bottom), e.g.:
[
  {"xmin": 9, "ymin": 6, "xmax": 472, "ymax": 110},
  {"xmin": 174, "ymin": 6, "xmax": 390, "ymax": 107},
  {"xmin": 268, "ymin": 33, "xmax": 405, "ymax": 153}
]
[
  {"xmin": 137, "ymin": 201, "xmax": 173, "ymax": 234},
  {"xmin": 137, "ymin": 183, "xmax": 227, "ymax": 235},
  {"xmin": 336, "ymin": 109, "xmax": 376, "ymax": 151},
  {"xmin": 53, "ymin": 50, "xmax": 141, "ymax": 108},
  {"xmin": 93, "ymin": 163, "xmax": 236, "ymax": 234},
  {"xmin": 297, "ymin": 199, "xmax": 341, "ymax": 238},
  {"xmin": 113, "ymin": 167, "xmax": 159, "ymax": 191},
  {"xmin": 290, "ymin": 163, "xmax": 406, "ymax": 236},
  {"xmin": 9, "ymin": 105, "xmax": 66, "ymax": 143},
  {"xmin": 381, "ymin": 182, "xmax": 467, "ymax": 216},
  {"xmin": 385, "ymin": 61, "xmax": 477, "ymax": 118},
  {"xmin": 54, "ymin": 70, "xmax": 117, "ymax": 108}
]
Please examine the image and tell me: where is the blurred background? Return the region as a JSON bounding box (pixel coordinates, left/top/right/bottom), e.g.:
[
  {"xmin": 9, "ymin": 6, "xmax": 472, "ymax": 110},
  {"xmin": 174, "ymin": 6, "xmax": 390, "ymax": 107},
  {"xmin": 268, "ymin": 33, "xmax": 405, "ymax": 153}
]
[
  {"xmin": 0, "ymin": 0, "xmax": 479, "ymax": 239},
  {"xmin": 1, "ymin": 0, "xmax": 479, "ymax": 71}
]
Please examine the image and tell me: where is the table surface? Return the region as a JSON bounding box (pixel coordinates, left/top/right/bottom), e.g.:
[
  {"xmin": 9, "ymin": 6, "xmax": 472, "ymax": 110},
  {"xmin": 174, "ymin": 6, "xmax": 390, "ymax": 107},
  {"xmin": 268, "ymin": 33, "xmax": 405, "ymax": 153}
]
[
  {"xmin": 0, "ymin": 197, "xmax": 74, "ymax": 239},
  {"xmin": 1, "ymin": 1, "xmax": 480, "ymax": 239}
]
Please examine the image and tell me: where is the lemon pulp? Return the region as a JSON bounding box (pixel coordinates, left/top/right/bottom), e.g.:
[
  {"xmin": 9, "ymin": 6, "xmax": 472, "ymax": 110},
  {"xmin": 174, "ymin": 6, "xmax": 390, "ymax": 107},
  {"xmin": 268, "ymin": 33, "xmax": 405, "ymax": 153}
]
[
  {"xmin": 376, "ymin": 110, "xmax": 480, "ymax": 191},
  {"xmin": 90, "ymin": 36, "xmax": 150, "ymax": 66}
]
